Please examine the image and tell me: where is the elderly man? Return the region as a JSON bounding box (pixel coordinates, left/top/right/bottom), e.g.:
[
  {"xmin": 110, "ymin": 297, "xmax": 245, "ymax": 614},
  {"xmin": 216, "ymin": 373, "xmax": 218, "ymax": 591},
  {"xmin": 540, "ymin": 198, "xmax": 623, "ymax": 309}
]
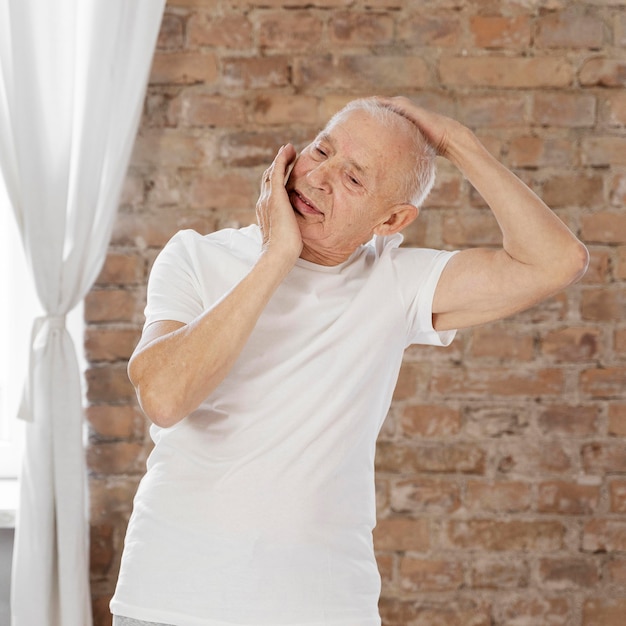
[{"xmin": 110, "ymin": 97, "xmax": 588, "ymax": 626}]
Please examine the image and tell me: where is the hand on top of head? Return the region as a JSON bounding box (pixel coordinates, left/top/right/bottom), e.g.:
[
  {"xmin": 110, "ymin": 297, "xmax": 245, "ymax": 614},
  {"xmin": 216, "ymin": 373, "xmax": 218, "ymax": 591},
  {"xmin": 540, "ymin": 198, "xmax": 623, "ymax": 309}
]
[{"xmin": 374, "ymin": 96, "xmax": 462, "ymax": 159}]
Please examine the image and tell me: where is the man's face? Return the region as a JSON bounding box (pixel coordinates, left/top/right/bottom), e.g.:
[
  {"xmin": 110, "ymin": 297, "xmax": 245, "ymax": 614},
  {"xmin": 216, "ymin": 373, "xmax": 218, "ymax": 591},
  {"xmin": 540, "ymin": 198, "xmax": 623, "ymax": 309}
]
[{"xmin": 285, "ymin": 109, "xmax": 415, "ymax": 266}]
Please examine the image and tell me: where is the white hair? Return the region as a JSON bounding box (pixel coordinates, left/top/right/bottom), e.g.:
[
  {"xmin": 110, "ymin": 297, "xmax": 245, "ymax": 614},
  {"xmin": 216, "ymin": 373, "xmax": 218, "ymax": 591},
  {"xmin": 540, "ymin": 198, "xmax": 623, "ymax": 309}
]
[{"xmin": 324, "ymin": 98, "xmax": 437, "ymax": 208}]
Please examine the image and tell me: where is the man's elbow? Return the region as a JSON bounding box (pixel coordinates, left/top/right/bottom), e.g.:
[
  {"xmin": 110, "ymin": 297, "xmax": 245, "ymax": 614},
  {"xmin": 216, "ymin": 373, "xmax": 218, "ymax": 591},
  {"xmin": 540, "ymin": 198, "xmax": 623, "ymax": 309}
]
[
  {"xmin": 564, "ymin": 240, "xmax": 590, "ymax": 285},
  {"xmin": 128, "ymin": 358, "xmax": 185, "ymax": 429}
]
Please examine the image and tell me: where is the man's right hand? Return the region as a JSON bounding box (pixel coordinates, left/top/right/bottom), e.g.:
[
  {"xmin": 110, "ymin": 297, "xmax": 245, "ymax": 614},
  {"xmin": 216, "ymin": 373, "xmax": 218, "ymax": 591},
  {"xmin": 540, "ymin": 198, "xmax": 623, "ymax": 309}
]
[{"xmin": 256, "ymin": 143, "xmax": 302, "ymax": 267}]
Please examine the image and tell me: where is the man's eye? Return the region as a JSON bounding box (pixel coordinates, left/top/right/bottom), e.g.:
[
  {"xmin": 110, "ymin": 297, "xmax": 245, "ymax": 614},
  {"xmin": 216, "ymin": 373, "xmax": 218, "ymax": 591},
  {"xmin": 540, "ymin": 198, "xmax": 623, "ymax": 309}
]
[
  {"xmin": 315, "ymin": 147, "xmax": 327, "ymax": 157},
  {"xmin": 349, "ymin": 175, "xmax": 361, "ymax": 186}
]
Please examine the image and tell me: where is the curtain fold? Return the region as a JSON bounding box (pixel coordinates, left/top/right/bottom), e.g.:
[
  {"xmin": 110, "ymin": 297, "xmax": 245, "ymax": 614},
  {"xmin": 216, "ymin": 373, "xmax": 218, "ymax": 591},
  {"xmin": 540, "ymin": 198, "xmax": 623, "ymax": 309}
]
[{"xmin": 0, "ymin": 1, "xmax": 166, "ymax": 624}]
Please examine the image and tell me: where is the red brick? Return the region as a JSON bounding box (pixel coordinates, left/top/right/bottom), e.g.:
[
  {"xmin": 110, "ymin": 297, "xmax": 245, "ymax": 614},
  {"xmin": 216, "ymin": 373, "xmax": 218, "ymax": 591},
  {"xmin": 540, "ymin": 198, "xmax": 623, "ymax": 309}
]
[
  {"xmin": 470, "ymin": 558, "xmax": 529, "ymax": 589},
  {"xmin": 169, "ymin": 92, "xmax": 245, "ymax": 127},
  {"xmin": 86, "ymin": 405, "xmax": 146, "ymax": 441},
  {"xmin": 439, "ymin": 56, "xmax": 574, "ymax": 88},
  {"xmin": 86, "ymin": 365, "xmax": 136, "ymax": 404},
  {"xmin": 537, "ymin": 404, "xmax": 600, "ymax": 437},
  {"xmin": 580, "ymin": 58, "xmax": 626, "ymax": 87},
  {"xmin": 393, "ymin": 362, "xmax": 431, "ymax": 400},
  {"xmin": 294, "ymin": 55, "xmax": 431, "ymax": 90},
  {"xmin": 582, "ymin": 441, "xmax": 626, "ymax": 473},
  {"xmin": 389, "ymin": 478, "xmax": 460, "ymax": 515},
  {"xmin": 442, "ymin": 210, "xmax": 501, "ymax": 246},
  {"xmin": 470, "ymin": 15, "xmax": 531, "ymax": 49},
  {"xmin": 606, "ymin": 558, "xmax": 626, "ymax": 584},
  {"xmin": 540, "ymin": 327, "xmax": 601, "ymax": 362},
  {"xmin": 465, "ymin": 481, "xmax": 532, "ymax": 513},
  {"xmin": 583, "ymin": 519, "xmax": 626, "ymax": 553},
  {"xmin": 535, "ymin": 8, "xmax": 605, "ymax": 49},
  {"xmin": 378, "ymin": 598, "xmax": 491, "ymax": 626},
  {"xmin": 330, "ymin": 12, "xmax": 394, "ymax": 45},
  {"xmin": 532, "ymin": 92, "xmax": 596, "ymax": 127},
  {"xmin": 471, "ymin": 326, "xmax": 534, "ymax": 360},
  {"xmin": 131, "ymin": 130, "xmax": 206, "ymax": 167},
  {"xmin": 399, "ymin": 557, "xmax": 464, "ymax": 591},
  {"xmin": 89, "ymin": 476, "xmax": 140, "ymax": 524},
  {"xmin": 258, "ymin": 12, "xmax": 323, "ymax": 50},
  {"xmin": 539, "ymin": 557, "xmax": 599, "ymax": 589},
  {"xmin": 461, "ymin": 95, "xmax": 526, "ymax": 128},
  {"xmin": 617, "ymin": 247, "xmax": 626, "ymax": 280},
  {"xmin": 609, "ymin": 404, "xmax": 626, "ymax": 436},
  {"xmin": 119, "ymin": 172, "xmax": 145, "ymax": 207},
  {"xmin": 611, "ymin": 172, "xmax": 626, "ymax": 207},
  {"xmin": 413, "ymin": 168, "xmax": 463, "ymax": 207},
  {"xmin": 602, "ymin": 92, "xmax": 626, "ymax": 126},
  {"xmin": 156, "ymin": 13, "xmax": 184, "ymax": 50},
  {"xmin": 432, "ymin": 366, "xmax": 564, "ymax": 397},
  {"xmin": 111, "ymin": 210, "xmax": 215, "ymax": 249},
  {"xmin": 187, "ymin": 14, "xmax": 253, "ymax": 49},
  {"xmin": 90, "ymin": 522, "xmax": 114, "ymax": 578},
  {"xmin": 541, "ymin": 174, "xmax": 604, "ymax": 208},
  {"xmin": 251, "ymin": 94, "xmax": 319, "ymax": 126},
  {"xmin": 92, "ymin": 594, "xmax": 114, "ymax": 626},
  {"xmin": 85, "ymin": 328, "xmax": 141, "ymax": 362},
  {"xmin": 373, "ymin": 517, "xmax": 430, "ymax": 552},
  {"xmin": 219, "ymin": 131, "xmax": 282, "ymax": 168},
  {"xmin": 399, "ymin": 12, "xmax": 464, "ymax": 47},
  {"xmin": 189, "ymin": 171, "xmax": 256, "ymax": 211},
  {"xmin": 582, "ymin": 248, "xmax": 610, "ymax": 284},
  {"xmin": 376, "ymin": 553, "xmax": 394, "ymax": 593},
  {"xmin": 375, "ymin": 441, "xmax": 486, "ymax": 474},
  {"xmin": 581, "ymin": 212, "xmax": 626, "ymax": 244},
  {"xmin": 583, "ymin": 598, "xmax": 626, "ymax": 626},
  {"xmin": 495, "ymin": 440, "xmax": 572, "ymax": 475},
  {"xmin": 84, "ymin": 289, "xmax": 141, "ymax": 324},
  {"xmin": 538, "ymin": 481, "xmax": 600, "ymax": 515},
  {"xmin": 508, "ymin": 136, "xmax": 573, "ymax": 169},
  {"xmin": 95, "ymin": 253, "xmax": 143, "ymax": 286},
  {"xmin": 150, "ymin": 52, "xmax": 218, "ymax": 85},
  {"xmin": 444, "ymin": 520, "xmax": 564, "ymax": 551},
  {"xmin": 616, "ymin": 12, "xmax": 626, "ymax": 46},
  {"xmin": 615, "ymin": 327, "xmax": 626, "ymax": 356},
  {"xmin": 222, "ymin": 56, "xmax": 291, "ymax": 90},
  {"xmin": 495, "ymin": 595, "xmax": 570, "ymax": 625},
  {"xmin": 581, "ymin": 289, "xmax": 626, "ymax": 322},
  {"xmin": 580, "ymin": 367, "xmax": 626, "ymax": 398},
  {"xmin": 464, "ymin": 405, "xmax": 529, "ymax": 438},
  {"xmin": 87, "ymin": 441, "xmax": 148, "ymax": 475},
  {"xmin": 400, "ymin": 404, "xmax": 461, "ymax": 437},
  {"xmin": 583, "ymin": 136, "xmax": 626, "ymax": 166},
  {"xmin": 610, "ymin": 480, "xmax": 626, "ymax": 513}
]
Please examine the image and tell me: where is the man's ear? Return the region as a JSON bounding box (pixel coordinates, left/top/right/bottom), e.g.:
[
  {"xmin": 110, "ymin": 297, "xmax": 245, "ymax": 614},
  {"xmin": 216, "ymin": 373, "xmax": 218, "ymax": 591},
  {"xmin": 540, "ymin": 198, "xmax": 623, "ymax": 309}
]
[{"xmin": 374, "ymin": 204, "xmax": 419, "ymax": 236}]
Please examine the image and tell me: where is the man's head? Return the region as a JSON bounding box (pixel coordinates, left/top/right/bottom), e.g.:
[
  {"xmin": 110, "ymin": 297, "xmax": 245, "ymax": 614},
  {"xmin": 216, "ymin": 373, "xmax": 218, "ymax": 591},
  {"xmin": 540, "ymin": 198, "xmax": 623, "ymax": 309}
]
[
  {"xmin": 286, "ymin": 98, "xmax": 437, "ymax": 265},
  {"xmin": 324, "ymin": 99, "xmax": 437, "ymax": 209}
]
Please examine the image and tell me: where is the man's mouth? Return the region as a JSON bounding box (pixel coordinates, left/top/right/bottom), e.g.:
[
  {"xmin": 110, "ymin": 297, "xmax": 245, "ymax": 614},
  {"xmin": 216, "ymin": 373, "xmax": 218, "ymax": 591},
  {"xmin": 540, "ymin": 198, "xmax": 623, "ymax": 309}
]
[{"xmin": 289, "ymin": 190, "xmax": 322, "ymax": 216}]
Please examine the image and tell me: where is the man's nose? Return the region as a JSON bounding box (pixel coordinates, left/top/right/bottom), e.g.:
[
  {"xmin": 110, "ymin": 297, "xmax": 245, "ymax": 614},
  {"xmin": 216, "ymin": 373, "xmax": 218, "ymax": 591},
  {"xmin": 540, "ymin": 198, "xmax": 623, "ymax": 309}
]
[{"xmin": 306, "ymin": 160, "xmax": 332, "ymax": 192}]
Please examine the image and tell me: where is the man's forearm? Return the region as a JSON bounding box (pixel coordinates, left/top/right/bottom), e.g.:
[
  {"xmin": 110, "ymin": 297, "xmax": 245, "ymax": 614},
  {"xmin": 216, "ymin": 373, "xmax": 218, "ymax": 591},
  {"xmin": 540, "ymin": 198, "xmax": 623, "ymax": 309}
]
[{"xmin": 129, "ymin": 250, "xmax": 294, "ymax": 428}]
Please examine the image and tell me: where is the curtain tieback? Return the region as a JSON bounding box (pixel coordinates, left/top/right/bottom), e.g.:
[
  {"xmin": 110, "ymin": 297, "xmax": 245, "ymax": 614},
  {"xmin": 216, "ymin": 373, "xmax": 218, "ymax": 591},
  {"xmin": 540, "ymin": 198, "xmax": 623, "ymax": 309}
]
[
  {"xmin": 45, "ymin": 314, "xmax": 67, "ymax": 330},
  {"xmin": 17, "ymin": 313, "xmax": 68, "ymax": 422}
]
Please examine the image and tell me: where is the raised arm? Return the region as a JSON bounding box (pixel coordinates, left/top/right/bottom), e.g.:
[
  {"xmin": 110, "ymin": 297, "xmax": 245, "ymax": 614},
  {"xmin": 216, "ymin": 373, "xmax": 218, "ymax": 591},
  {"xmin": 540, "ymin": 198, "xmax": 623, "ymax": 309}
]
[
  {"xmin": 381, "ymin": 97, "xmax": 589, "ymax": 331},
  {"xmin": 128, "ymin": 144, "xmax": 301, "ymax": 428}
]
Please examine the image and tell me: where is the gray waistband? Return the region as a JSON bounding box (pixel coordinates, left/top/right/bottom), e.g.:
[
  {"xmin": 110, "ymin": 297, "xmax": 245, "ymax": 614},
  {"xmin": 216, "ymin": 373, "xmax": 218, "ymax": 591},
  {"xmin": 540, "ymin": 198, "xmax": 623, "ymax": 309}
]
[{"xmin": 113, "ymin": 616, "xmax": 175, "ymax": 626}]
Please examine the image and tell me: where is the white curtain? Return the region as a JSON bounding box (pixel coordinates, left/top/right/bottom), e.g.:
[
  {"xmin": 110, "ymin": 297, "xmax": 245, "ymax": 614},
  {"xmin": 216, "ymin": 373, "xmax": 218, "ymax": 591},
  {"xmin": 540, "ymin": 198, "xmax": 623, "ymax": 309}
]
[{"xmin": 0, "ymin": 1, "xmax": 166, "ymax": 625}]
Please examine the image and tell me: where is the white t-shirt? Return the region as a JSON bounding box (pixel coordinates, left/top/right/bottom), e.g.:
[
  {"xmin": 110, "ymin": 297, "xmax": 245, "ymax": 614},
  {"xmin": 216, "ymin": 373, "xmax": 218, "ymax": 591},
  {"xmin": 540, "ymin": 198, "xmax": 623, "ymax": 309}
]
[{"xmin": 111, "ymin": 225, "xmax": 456, "ymax": 626}]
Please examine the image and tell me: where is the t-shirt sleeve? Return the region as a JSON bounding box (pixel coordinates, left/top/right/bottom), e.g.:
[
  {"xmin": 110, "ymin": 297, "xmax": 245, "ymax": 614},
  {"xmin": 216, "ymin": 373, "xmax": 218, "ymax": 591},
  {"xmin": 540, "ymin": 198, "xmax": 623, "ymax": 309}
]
[
  {"xmin": 143, "ymin": 230, "xmax": 205, "ymax": 328},
  {"xmin": 391, "ymin": 244, "xmax": 459, "ymax": 347}
]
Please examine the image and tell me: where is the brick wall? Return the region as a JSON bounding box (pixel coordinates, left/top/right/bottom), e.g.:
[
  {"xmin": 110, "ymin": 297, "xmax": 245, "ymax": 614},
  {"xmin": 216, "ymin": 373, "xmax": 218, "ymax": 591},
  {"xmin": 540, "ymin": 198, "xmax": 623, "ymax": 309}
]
[{"xmin": 86, "ymin": 1, "xmax": 626, "ymax": 624}]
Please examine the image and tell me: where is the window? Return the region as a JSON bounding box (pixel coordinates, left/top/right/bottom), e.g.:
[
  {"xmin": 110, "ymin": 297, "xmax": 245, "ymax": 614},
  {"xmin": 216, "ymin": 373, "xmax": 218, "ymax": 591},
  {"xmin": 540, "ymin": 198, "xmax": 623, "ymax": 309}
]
[
  {"xmin": 0, "ymin": 176, "xmax": 37, "ymax": 477},
  {"xmin": 0, "ymin": 175, "xmax": 86, "ymax": 479}
]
